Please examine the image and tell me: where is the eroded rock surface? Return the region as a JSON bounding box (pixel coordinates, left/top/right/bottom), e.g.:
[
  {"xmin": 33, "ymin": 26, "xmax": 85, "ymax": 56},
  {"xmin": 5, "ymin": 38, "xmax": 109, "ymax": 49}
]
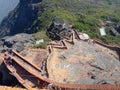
[
  {"xmin": 47, "ymin": 40, "xmax": 120, "ymax": 84},
  {"xmin": 0, "ymin": 33, "xmax": 35, "ymax": 52},
  {"xmin": 47, "ymin": 18, "xmax": 72, "ymax": 40}
]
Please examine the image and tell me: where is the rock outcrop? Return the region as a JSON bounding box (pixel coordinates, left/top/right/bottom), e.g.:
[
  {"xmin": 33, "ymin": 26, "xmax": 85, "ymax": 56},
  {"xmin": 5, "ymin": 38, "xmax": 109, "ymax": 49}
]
[
  {"xmin": 0, "ymin": 33, "xmax": 35, "ymax": 52},
  {"xmin": 0, "ymin": 0, "xmax": 43, "ymax": 37},
  {"xmin": 47, "ymin": 17, "xmax": 72, "ymax": 40}
]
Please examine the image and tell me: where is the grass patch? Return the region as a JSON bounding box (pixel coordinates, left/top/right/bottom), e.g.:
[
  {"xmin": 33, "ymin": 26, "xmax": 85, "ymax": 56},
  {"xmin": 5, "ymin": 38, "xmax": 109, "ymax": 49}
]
[
  {"xmin": 33, "ymin": 30, "xmax": 51, "ymax": 49},
  {"xmin": 31, "ymin": 0, "xmax": 120, "ymax": 45}
]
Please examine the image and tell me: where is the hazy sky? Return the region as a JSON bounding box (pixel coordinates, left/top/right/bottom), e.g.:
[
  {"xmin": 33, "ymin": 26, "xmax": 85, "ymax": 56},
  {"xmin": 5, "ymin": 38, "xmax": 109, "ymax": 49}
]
[{"xmin": 0, "ymin": 0, "xmax": 19, "ymax": 23}]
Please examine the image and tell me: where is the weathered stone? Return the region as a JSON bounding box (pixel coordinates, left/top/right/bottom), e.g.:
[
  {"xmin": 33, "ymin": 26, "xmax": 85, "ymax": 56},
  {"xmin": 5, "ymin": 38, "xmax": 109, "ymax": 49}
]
[
  {"xmin": 0, "ymin": 0, "xmax": 43, "ymax": 37},
  {"xmin": 15, "ymin": 43, "xmax": 25, "ymax": 52},
  {"xmin": 3, "ymin": 41, "xmax": 14, "ymax": 48},
  {"xmin": 47, "ymin": 17, "xmax": 72, "ymax": 40},
  {"xmin": 112, "ymin": 72, "xmax": 120, "ymax": 78},
  {"xmin": 0, "ymin": 33, "xmax": 35, "ymax": 53}
]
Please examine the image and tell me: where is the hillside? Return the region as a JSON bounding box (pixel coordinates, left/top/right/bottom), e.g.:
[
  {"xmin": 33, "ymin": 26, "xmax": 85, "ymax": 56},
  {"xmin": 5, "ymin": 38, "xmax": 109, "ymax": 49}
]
[
  {"xmin": 0, "ymin": 0, "xmax": 120, "ymax": 44},
  {"xmin": 0, "ymin": 0, "xmax": 19, "ymax": 23}
]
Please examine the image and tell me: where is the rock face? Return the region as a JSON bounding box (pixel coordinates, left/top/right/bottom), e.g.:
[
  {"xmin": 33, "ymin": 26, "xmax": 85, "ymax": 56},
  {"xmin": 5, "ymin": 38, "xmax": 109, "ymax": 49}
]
[
  {"xmin": 47, "ymin": 18, "xmax": 72, "ymax": 40},
  {"xmin": 0, "ymin": 0, "xmax": 43, "ymax": 37},
  {"xmin": 0, "ymin": 33, "xmax": 35, "ymax": 52}
]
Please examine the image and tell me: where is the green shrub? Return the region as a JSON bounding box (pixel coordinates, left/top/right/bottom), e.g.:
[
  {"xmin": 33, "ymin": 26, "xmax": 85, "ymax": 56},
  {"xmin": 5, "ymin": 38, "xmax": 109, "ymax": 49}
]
[
  {"xmin": 33, "ymin": 30, "xmax": 51, "ymax": 42},
  {"xmin": 32, "ymin": 0, "xmax": 120, "ymax": 45}
]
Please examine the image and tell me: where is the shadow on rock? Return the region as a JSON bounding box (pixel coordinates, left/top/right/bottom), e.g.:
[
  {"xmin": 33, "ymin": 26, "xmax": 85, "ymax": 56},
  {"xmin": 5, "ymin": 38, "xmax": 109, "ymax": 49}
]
[{"xmin": 0, "ymin": 62, "xmax": 19, "ymax": 86}]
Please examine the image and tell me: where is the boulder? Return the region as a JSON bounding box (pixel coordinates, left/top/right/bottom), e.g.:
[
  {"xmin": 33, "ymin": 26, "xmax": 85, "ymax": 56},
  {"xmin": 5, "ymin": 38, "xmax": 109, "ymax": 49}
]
[
  {"xmin": 47, "ymin": 17, "xmax": 72, "ymax": 40},
  {"xmin": 3, "ymin": 41, "xmax": 15, "ymax": 48}
]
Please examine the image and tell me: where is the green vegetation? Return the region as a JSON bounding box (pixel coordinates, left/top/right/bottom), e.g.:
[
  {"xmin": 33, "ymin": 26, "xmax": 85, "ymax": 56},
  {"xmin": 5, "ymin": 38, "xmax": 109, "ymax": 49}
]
[
  {"xmin": 33, "ymin": 30, "xmax": 50, "ymax": 41},
  {"xmin": 32, "ymin": 0, "xmax": 120, "ymax": 45},
  {"xmin": 33, "ymin": 30, "xmax": 51, "ymax": 49}
]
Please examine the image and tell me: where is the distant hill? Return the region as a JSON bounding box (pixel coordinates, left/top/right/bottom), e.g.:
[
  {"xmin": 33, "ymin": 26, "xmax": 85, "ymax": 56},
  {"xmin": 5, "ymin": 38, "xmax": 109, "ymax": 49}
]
[{"xmin": 0, "ymin": 0, "xmax": 120, "ymax": 44}]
